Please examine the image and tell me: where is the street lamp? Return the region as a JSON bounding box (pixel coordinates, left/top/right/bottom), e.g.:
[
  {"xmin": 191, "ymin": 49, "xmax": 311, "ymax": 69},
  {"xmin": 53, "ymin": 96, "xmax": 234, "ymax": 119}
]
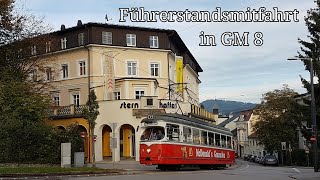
[{"xmin": 288, "ymin": 56, "xmax": 318, "ymax": 172}]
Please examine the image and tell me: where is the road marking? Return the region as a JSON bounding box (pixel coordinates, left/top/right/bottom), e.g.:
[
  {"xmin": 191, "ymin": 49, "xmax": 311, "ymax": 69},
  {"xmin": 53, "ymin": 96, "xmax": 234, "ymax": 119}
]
[
  {"xmin": 292, "ymin": 168, "xmax": 301, "ymax": 173},
  {"xmin": 238, "ymin": 164, "xmax": 249, "ymax": 171},
  {"xmin": 235, "ymin": 161, "xmax": 249, "ymax": 171}
]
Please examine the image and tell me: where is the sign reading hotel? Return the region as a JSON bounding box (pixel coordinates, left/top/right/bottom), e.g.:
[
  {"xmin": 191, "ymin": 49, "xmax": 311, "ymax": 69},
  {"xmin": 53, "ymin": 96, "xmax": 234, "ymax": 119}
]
[{"xmin": 120, "ymin": 101, "xmax": 177, "ymax": 109}]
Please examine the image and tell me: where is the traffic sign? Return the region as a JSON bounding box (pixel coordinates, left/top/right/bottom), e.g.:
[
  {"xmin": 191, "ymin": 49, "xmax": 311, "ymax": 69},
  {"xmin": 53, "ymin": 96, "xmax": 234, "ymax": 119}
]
[
  {"xmin": 310, "ymin": 136, "xmax": 316, "ymax": 142},
  {"xmin": 80, "ymin": 132, "xmax": 86, "ymax": 138},
  {"xmin": 281, "ymin": 142, "xmax": 286, "ymax": 150}
]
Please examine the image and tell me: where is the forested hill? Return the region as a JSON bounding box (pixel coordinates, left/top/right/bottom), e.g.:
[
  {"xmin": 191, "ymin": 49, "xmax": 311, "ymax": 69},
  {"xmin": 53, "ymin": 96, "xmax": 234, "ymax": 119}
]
[{"xmin": 201, "ymin": 99, "xmax": 257, "ymax": 115}]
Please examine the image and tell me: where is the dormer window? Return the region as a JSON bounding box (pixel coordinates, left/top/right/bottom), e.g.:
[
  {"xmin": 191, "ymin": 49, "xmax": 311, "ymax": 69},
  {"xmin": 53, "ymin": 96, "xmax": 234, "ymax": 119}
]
[
  {"xmin": 31, "ymin": 45, "xmax": 36, "ymax": 55},
  {"xmin": 149, "ymin": 36, "xmax": 159, "ymax": 48},
  {"xmin": 61, "ymin": 37, "xmax": 67, "ymax": 49},
  {"xmin": 102, "ymin": 31, "xmax": 112, "ymax": 44},
  {"xmin": 126, "ymin": 34, "xmax": 136, "ymax": 46},
  {"xmin": 78, "ymin": 33, "xmax": 84, "ymax": 45},
  {"xmin": 46, "ymin": 41, "xmax": 51, "ymax": 53}
]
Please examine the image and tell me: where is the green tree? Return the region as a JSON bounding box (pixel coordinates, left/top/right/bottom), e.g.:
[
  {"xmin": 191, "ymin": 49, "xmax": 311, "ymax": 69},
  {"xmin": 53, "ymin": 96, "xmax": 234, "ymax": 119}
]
[
  {"xmin": 82, "ymin": 89, "xmax": 100, "ymax": 167},
  {"xmin": 297, "ymin": 0, "xmax": 320, "ymax": 144},
  {"xmin": 0, "ymin": 0, "xmax": 65, "ymax": 164},
  {"xmin": 253, "ymin": 85, "xmax": 308, "ymax": 153}
]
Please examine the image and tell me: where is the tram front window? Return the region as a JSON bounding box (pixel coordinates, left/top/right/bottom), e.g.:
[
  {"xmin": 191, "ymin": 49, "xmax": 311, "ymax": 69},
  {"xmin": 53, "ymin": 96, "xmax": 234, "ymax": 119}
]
[{"xmin": 140, "ymin": 127, "xmax": 165, "ymax": 141}]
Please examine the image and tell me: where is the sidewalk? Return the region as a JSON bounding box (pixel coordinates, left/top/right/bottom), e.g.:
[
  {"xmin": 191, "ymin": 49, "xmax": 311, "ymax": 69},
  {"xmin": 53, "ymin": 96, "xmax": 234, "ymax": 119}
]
[{"xmin": 95, "ymin": 159, "xmax": 157, "ymax": 171}]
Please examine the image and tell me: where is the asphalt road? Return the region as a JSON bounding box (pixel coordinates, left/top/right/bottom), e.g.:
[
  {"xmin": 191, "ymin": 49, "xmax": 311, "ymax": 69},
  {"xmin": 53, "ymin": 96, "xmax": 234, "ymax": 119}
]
[{"xmin": 67, "ymin": 159, "xmax": 319, "ymax": 180}]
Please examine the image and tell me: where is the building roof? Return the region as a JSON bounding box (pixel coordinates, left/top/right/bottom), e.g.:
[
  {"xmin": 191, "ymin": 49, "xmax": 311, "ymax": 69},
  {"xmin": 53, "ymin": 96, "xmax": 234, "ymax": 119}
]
[
  {"xmin": 248, "ymin": 132, "xmax": 258, "ymax": 138},
  {"xmin": 217, "ymin": 113, "xmax": 240, "ymax": 127},
  {"xmin": 53, "ymin": 22, "xmax": 203, "ymax": 73},
  {"xmin": 235, "ymin": 109, "xmax": 253, "ymax": 122}
]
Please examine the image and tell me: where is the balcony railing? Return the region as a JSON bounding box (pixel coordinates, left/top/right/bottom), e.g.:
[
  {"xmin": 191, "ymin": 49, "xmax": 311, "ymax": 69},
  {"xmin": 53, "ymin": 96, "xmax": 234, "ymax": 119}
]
[{"xmin": 46, "ymin": 105, "xmax": 88, "ymax": 117}]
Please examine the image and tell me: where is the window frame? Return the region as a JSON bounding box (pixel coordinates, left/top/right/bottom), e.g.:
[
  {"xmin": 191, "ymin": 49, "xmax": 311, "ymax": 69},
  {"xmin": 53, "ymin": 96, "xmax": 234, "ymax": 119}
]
[
  {"xmin": 192, "ymin": 128, "xmax": 200, "ymax": 144},
  {"xmin": 61, "ymin": 64, "xmax": 69, "ymax": 79},
  {"xmin": 149, "ymin": 36, "xmax": 159, "ymax": 48},
  {"xmin": 52, "ymin": 94, "xmax": 60, "ymax": 106},
  {"xmin": 102, "ymin": 31, "xmax": 112, "ymax": 44},
  {"xmin": 166, "ymin": 123, "xmax": 180, "ymax": 141},
  {"xmin": 61, "ymin": 37, "xmax": 67, "ymax": 49},
  {"xmin": 114, "ymin": 91, "xmax": 121, "ymax": 100},
  {"xmin": 71, "ymin": 92, "xmax": 80, "ymax": 107},
  {"xmin": 127, "ymin": 61, "xmax": 137, "ymax": 76},
  {"xmin": 78, "ymin": 60, "xmax": 86, "ymax": 76},
  {"xmin": 45, "ymin": 41, "xmax": 51, "ymax": 53},
  {"xmin": 31, "ymin": 45, "xmax": 37, "ymax": 55},
  {"xmin": 135, "ymin": 89, "xmax": 145, "ymax": 99},
  {"xmin": 150, "ymin": 62, "xmax": 160, "ymax": 77},
  {"xmin": 126, "ymin": 34, "xmax": 136, "ymax": 46},
  {"xmin": 183, "ymin": 126, "xmax": 192, "ymax": 143},
  {"xmin": 45, "ymin": 67, "xmax": 52, "ymax": 81},
  {"xmin": 78, "ymin": 33, "xmax": 84, "ymax": 46}
]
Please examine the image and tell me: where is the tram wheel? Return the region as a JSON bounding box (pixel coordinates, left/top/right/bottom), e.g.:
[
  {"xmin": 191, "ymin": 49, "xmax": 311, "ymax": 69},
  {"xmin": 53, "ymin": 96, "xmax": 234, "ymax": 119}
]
[{"xmin": 157, "ymin": 165, "xmax": 167, "ymax": 171}]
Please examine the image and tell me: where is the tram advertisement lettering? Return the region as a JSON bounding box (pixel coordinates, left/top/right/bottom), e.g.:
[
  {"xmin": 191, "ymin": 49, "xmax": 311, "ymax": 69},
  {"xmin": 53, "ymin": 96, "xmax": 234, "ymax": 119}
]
[
  {"xmin": 213, "ymin": 150, "xmax": 226, "ymax": 158},
  {"xmin": 196, "ymin": 148, "xmax": 211, "ymax": 158}
]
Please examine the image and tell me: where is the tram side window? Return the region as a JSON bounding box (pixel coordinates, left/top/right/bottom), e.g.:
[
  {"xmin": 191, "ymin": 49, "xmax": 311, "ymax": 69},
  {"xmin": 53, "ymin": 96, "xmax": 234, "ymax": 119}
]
[
  {"xmin": 192, "ymin": 128, "xmax": 200, "ymax": 144},
  {"xmin": 201, "ymin": 131, "xmax": 208, "ymax": 145},
  {"xmin": 140, "ymin": 127, "xmax": 165, "ymax": 141},
  {"xmin": 208, "ymin": 132, "xmax": 214, "ymax": 146},
  {"xmin": 215, "ymin": 133, "xmax": 221, "ymax": 146},
  {"xmin": 221, "ymin": 135, "xmax": 226, "ymax": 147},
  {"xmin": 227, "ymin": 136, "xmax": 232, "ymax": 148},
  {"xmin": 166, "ymin": 124, "xmax": 179, "ymax": 141},
  {"xmin": 183, "ymin": 126, "xmax": 192, "ymax": 143}
]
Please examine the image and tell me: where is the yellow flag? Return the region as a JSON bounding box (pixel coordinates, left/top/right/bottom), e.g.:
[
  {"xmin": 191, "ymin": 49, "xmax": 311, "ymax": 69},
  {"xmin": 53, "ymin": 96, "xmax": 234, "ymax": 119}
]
[{"xmin": 176, "ymin": 56, "xmax": 183, "ymax": 93}]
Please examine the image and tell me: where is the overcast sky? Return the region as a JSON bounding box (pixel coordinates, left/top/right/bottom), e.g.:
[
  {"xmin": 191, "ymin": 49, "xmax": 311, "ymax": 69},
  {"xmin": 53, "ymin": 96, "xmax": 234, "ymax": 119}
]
[{"xmin": 19, "ymin": 0, "xmax": 316, "ymax": 103}]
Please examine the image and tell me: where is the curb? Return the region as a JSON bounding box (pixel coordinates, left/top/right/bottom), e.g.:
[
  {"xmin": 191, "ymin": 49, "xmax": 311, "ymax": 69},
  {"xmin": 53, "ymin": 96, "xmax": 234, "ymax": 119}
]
[{"xmin": 0, "ymin": 170, "xmax": 138, "ymax": 179}]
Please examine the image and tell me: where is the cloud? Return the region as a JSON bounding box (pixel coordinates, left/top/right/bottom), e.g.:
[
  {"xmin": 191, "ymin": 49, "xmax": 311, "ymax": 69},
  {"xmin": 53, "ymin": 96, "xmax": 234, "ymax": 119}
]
[{"xmin": 21, "ymin": 0, "xmax": 315, "ymax": 103}]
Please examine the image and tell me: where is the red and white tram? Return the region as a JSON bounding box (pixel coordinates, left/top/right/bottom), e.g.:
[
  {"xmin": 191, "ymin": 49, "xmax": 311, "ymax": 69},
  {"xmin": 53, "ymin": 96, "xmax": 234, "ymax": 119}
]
[{"xmin": 139, "ymin": 113, "xmax": 235, "ymax": 170}]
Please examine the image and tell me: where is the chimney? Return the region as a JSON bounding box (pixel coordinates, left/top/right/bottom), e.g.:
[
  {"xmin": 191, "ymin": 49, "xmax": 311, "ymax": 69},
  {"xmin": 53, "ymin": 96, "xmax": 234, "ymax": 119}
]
[
  {"xmin": 77, "ymin": 20, "xmax": 82, "ymax": 26},
  {"xmin": 60, "ymin": 24, "xmax": 66, "ymax": 31}
]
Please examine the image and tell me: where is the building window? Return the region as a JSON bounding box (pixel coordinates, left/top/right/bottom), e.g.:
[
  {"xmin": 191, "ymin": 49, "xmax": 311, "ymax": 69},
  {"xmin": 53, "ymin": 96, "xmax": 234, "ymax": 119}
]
[
  {"xmin": 61, "ymin": 37, "xmax": 67, "ymax": 49},
  {"xmin": 17, "ymin": 48, "xmax": 22, "ymax": 59},
  {"xmin": 114, "ymin": 91, "xmax": 120, "ymax": 100},
  {"xmin": 31, "ymin": 69, "xmax": 37, "ymax": 81},
  {"xmin": 102, "ymin": 31, "xmax": 112, "ymax": 44},
  {"xmin": 135, "ymin": 90, "xmax": 144, "ymax": 99},
  {"xmin": 78, "ymin": 33, "xmax": 84, "ymax": 45},
  {"xmin": 72, "ymin": 93, "xmax": 80, "ymax": 107},
  {"xmin": 61, "ymin": 64, "xmax": 68, "ymax": 79},
  {"xmin": 79, "ymin": 61, "xmax": 86, "ymax": 76},
  {"xmin": 45, "ymin": 41, "xmax": 51, "ymax": 53},
  {"xmin": 45, "ymin": 67, "xmax": 52, "ymax": 81},
  {"xmin": 150, "ymin": 63, "xmax": 159, "ymax": 76},
  {"xmin": 53, "ymin": 95, "xmax": 60, "ymax": 106},
  {"xmin": 31, "ymin": 45, "xmax": 36, "ymax": 55},
  {"xmin": 149, "ymin": 36, "xmax": 158, "ymax": 48},
  {"xmin": 126, "ymin": 34, "xmax": 136, "ymax": 46},
  {"xmin": 127, "ymin": 61, "xmax": 137, "ymax": 75}
]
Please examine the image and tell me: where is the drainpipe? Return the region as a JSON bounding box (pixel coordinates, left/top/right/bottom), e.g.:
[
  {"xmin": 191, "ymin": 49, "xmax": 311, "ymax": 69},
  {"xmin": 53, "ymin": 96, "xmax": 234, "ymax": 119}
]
[
  {"xmin": 167, "ymin": 52, "xmax": 170, "ymax": 100},
  {"xmin": 84, "ymin": 24, "xmax": 93, "ymax": 165}
]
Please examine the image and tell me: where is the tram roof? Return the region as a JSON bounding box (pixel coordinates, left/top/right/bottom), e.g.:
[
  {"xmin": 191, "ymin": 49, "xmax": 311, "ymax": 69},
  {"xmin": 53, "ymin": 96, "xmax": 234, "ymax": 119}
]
[{"xmin": 141, "ymin": 113, "xmax": 232, "ymax": 136}]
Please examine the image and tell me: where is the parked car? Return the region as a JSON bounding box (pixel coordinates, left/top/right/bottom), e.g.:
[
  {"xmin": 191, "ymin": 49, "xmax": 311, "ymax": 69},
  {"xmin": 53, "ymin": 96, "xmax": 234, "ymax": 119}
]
[
  {"xmin": 259, "ymin": 156, "xmax": 265, "ymax": 164},
  {"xmin": 254, "ymin": 156, "xmax": 261, "ymax": 163},
  {"xmin": 250, "ymin": 155, "xmax": 257, "ymax": 162},
  {"xmin": 262, "ymin": 155, "xmax": 278, "ymax": 166},
  {"xmin": 244, "ymin": 155, "xmax": 250, "ymax": 161}
]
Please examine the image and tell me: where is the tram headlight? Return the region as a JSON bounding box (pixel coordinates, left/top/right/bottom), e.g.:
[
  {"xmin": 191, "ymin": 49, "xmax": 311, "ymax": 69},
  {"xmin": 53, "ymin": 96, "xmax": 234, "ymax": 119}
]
[{"xmin": 147, "ymin": 148, "xmax": 151, "ymax": 153}]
